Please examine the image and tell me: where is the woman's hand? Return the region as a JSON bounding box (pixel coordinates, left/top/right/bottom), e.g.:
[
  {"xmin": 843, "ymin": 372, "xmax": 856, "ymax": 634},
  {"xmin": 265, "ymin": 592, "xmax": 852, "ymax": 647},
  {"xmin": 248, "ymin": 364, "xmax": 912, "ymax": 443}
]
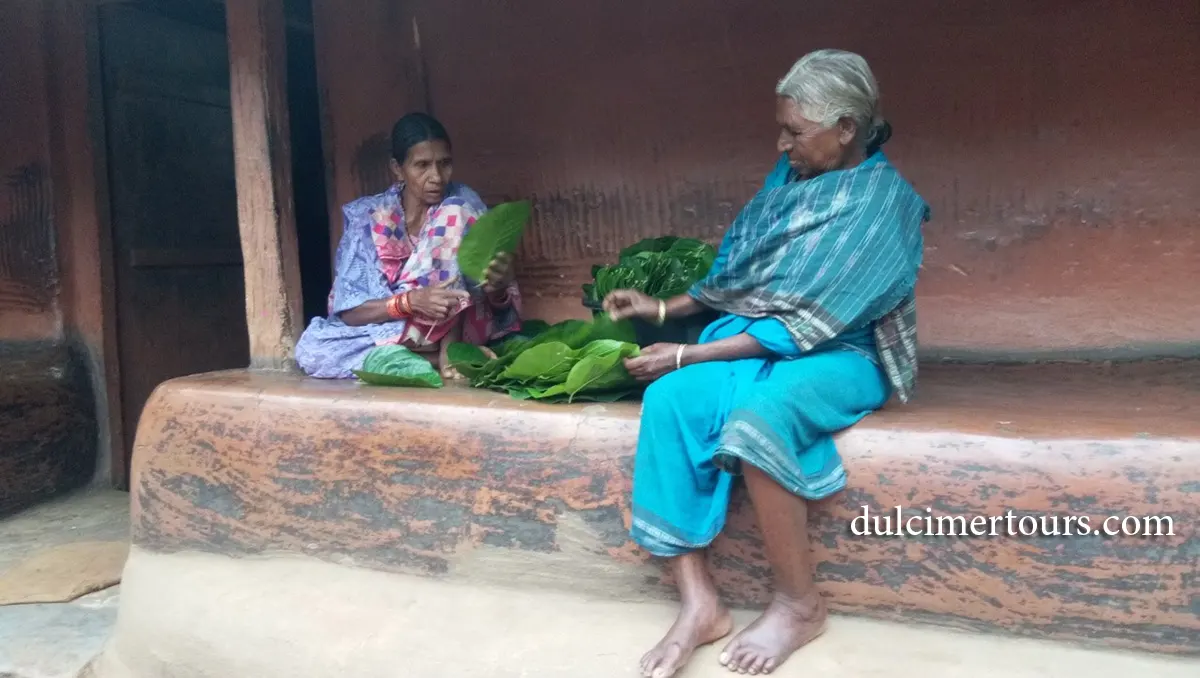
[
  {"xmin": 409, "ymin": 286, "xmax": 468, "ymax": 321},
  {"xmin": 482, "ymin": 252, "xmax": 516, "ymax": 294},
  {"xmin": 603, "ymin": 289, "xmax": 661, "ymax": 322},
  {"xmin": 624, "ymin": 343, "xmax": 684, "ymax": 382}
]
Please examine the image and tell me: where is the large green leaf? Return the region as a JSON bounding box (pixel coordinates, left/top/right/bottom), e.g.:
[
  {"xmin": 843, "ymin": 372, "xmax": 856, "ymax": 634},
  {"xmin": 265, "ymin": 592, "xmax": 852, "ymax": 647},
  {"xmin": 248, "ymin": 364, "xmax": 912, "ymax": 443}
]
[
  {"xmin": 586, "ymin": 313, "xmax": 637, "ymax": 344},
  {"xmin": 446, "ymin": 342, "xmax": 490, "ymax": 380},
  {"xmin": 354, "ymin": 346, "xmax": 443, "ymax": 388},
  {"xmin": 502, "ymin": 342, "xmax": 578, "ymax": 382},
  {"xmin": 457, "ymin": 200, "xmax": 531, "ymax": 282},
  {"xmin": 564, "ymin": 342, "xmax": 639, "ymax": 398}
]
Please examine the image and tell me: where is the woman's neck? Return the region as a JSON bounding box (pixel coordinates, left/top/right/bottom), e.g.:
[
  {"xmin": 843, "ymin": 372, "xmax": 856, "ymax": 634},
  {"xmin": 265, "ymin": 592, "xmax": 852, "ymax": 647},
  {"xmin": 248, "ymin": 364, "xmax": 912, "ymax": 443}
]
[
  {"xmin": 400, "ymin": 185, "xmax": 428, "ymax": 237},
  {"xmin": 837, "ymin": 145, "xmax": 868, "ymax": 172}
]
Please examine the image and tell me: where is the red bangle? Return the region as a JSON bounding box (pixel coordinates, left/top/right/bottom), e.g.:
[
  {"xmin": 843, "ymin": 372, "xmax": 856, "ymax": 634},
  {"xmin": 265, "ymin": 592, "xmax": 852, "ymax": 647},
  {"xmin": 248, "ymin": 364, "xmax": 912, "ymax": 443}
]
[{"xmin": 386, "ymin": 294, "xmax": 406, "ymax": 320}]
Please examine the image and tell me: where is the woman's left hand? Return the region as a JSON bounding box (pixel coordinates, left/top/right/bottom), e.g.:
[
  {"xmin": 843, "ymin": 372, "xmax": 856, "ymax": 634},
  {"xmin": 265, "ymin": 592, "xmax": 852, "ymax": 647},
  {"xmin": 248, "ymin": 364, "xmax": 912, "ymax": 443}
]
[
  {"xmin": 624, "ymin": 343, "xmax": 684, "ymax": 383},
  {"xmin": 482, "ymin": 252, "xmax": 515, "ymax": 294}
]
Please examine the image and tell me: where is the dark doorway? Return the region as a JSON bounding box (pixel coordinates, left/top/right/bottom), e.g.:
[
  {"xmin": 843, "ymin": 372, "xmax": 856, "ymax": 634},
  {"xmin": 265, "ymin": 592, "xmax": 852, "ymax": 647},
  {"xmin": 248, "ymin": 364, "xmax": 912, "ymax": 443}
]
[
  {"xmin": 98, "ymin": 0, "xmax": 331, "ymax": 486},
  {"xmin": 285, "ymin": 0, "xmax": 333, "ymax": 324}
]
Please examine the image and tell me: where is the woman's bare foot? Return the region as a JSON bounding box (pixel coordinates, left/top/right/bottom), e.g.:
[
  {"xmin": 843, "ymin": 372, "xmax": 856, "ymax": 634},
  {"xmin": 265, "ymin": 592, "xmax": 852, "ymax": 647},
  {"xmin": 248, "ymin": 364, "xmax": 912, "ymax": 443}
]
[
  {"xmin": 718, "ymin": 591, "xmax": 826, "ymax": 674},
  {"xmin": 640, "ymin": 598, "xmax": 733, "ymax": 678}
]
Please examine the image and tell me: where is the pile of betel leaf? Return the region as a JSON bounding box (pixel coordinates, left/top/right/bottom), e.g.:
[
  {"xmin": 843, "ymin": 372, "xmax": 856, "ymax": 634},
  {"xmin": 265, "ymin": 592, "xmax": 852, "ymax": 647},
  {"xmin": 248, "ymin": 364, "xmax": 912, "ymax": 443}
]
[
  {"xmin": 445, "ymin": 314, "xmax": 641, "ymax": 403},
  {"xmin": 354, "ymin": 316, "xmax": 642, "ymax": 402},
  {"xmin": 354, "ymin": 205, "xmax": 713, "ymax": 403},
  {"xmin": 582, "ymin": 236, "xmax": 717, "ymax": 306}
]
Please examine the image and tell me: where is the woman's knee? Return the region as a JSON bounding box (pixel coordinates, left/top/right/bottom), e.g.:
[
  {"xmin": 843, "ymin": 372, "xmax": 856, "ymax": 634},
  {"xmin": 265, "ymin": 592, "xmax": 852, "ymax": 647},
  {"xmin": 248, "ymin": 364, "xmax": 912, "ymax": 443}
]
[{"xmin": 642, "ymin": 364, "xmax": 708, "ymax": 412}]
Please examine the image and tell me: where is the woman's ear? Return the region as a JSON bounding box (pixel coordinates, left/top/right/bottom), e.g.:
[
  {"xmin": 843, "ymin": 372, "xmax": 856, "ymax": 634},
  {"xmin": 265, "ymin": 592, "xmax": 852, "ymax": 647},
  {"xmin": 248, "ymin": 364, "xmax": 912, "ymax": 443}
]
[
  {"xmin": 388, "ymin": 157, "xmax": 403, "ymax": 183},
  {"xmin": 837, "ymin": 117, "xmax": 859, "ymax": 146}
]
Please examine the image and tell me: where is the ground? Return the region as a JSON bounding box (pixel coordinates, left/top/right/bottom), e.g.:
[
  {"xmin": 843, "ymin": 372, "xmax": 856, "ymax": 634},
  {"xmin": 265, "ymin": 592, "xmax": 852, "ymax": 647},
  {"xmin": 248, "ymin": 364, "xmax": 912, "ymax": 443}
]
[
  {"xmin": 0, "ymin": 490, "xmax": 128, "ymax": 678},
  {"xmin": 4, "ymin": 490, "xmax": 1198, "ymax": 677}
]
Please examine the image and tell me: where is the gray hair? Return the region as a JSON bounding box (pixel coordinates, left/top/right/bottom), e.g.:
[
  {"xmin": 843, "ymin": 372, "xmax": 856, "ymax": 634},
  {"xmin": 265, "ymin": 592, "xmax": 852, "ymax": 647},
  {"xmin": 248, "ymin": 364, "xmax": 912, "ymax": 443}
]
[{"xmin": 775, "ymin": 49, "xmax": 885, "ymax": 147}]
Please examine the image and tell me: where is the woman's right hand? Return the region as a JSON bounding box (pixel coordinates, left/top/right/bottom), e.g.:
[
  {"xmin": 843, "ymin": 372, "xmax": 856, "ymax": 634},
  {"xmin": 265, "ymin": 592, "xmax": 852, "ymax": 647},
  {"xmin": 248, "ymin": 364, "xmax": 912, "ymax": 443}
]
[
  {"xmin": 602, "ymin": 289, "xmax": 661, "ymax": 322},
  {"xmin": 408, "ymin": 287, "xmax": 468, "ymax": 321}
]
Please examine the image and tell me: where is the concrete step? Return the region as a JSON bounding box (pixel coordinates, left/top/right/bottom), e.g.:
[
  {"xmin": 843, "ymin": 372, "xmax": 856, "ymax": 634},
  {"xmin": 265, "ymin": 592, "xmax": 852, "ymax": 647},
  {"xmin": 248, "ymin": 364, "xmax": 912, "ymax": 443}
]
[
  {"xmin": 127, "ymin": 363, "xmax": 1200, "ymax": 652},
  {"xmin": 88, "ymin": 548, "xmax": 1198, "ymax": 678}
]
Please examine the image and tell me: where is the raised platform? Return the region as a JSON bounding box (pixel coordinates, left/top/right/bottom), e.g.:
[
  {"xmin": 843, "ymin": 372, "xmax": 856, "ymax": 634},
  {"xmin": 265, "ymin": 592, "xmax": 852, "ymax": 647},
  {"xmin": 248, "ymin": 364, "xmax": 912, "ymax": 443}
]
[
  {"xmin": 127, "ymin": 362, "xmax": 1200, "ymax": 653},
  {"xmin": 0, "ymin": 341, "xmax": 97, "ymax": 516}
]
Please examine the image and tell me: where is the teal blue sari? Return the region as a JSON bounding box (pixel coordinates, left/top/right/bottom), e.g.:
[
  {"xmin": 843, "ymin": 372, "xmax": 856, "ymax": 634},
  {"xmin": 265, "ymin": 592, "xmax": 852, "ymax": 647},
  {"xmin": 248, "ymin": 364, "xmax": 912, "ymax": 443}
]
[{"xmin": 630, "ymin": 151, "xmax": 928, "ymax": 557}]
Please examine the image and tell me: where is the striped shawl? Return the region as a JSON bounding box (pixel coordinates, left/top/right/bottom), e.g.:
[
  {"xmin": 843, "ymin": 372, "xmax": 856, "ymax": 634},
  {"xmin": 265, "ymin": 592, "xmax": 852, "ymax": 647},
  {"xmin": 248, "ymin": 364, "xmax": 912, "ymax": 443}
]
[{"xmin": 690, "ymin": 151, "xmax": 929, "ymax": 402}]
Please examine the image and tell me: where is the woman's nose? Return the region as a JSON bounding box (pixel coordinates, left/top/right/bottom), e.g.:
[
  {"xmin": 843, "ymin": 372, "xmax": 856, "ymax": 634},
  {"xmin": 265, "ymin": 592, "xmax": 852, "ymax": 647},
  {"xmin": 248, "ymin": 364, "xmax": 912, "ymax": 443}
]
[{"xmin": 777, "ymin": 133, "xmax": 792, "ymax": 154}]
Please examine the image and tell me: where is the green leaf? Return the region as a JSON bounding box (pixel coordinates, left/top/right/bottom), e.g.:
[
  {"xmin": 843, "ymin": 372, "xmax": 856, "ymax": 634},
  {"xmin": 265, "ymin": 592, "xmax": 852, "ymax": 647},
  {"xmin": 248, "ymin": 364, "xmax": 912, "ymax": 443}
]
[
  {"xmin": 446, "ymin": 342, "xmax": 490, "ymax": 380},
  {"xmin": 523, "ymin": 383, "xmax": 568, "ymax": 399},
  {"xmin": 584, "ymin": 236, "xmax": 717, "ymax": 303},
  {"xmin": 457, "ymin": 200, "xmax": 531, "ymax": 282},
  {"xmin": 520, "ymin": 319, "xmax": 552, "ymax": 337},
  {"xmin": 447, "ymin": 342, "xmax": 488, "ymax": 365},
  {"xmin": 585, "ymin": 314, "xmax": 637, "ymax": 344},
  {"xmin": 564, "ymin": 342, "xmax": 639, "ymax": 398},
  {"xmin": 354, "ymin": 346, "xmax": 443, "ymax": 388},
  {"xmin": 502, "ymin": 342, "xmax": 578, "ymax": 382}
]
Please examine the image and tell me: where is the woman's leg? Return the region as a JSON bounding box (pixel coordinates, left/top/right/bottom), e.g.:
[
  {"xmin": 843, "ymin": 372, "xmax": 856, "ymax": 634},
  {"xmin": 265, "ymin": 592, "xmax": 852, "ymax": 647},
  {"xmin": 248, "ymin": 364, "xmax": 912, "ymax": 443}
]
[
  {"xmin": 640, "ymin": 552, "xmax": 733, "ymax": 678},
  {"xmin": 715, "ymin": 350, "xmax": 889, "ymax": 674},
  {"xmin": 632, "ymin": 363, "xmax": 741, "ymax": 678},
  {"xmin": 718, "ymin": 466, "xmax": 825, "ymax": 674}
]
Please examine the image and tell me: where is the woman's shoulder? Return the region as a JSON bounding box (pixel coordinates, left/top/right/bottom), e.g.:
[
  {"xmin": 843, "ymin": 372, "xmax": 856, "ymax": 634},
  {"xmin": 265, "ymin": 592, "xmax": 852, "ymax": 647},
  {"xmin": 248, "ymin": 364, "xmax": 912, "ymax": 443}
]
[
  {"xmin": 341, "ymin": 185, "xmax": 400, "ymax": 224},
  {"xmin": 438, "ymin": 183, "xmax": 487, "ymax": 215}
]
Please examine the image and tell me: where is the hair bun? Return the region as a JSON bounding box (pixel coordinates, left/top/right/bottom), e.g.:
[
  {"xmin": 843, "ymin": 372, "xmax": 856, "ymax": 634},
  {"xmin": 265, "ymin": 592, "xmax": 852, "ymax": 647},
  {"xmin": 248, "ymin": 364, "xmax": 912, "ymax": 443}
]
[{"xmin": 867, "ymin": 120, "xmax": 892, "ymax": 153}]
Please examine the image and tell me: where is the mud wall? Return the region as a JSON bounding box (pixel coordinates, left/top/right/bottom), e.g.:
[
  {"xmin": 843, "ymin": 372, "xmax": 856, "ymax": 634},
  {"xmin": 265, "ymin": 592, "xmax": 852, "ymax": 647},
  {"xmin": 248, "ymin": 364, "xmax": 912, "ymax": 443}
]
[
  {"xmin": 0, "ymin": 0, "xmax": 101, "ymax": 514},
  {"xmin": 313, "ymin": 0, "xmax": 1200, "ymax": 359}
]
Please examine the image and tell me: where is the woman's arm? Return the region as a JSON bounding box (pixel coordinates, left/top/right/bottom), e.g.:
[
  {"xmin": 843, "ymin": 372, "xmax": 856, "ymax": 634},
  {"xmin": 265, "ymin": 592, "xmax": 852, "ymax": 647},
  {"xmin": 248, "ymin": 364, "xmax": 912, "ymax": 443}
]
[
  {"xmin": 340, "ymin": 300, "xmax": 394, "ymax": 326},
  {"xmin": 665, "ymin": 293, "xmax": 707, "ymax": 320},
  {"xmin": 679, "ymin": 333, "xmax": 770, "ymax": 365},
  {"xmin": 624, "ymin": 333, "xmax": 771, "ymax": 382},
  {"xmin": 604, "ymin": 290, "xmax": 709, "ymax": 323}
]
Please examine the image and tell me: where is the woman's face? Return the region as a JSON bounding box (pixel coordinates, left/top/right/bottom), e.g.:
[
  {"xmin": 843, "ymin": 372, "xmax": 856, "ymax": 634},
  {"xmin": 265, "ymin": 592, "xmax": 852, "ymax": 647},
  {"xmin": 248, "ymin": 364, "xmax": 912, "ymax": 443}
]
[
  {"xmin": 392, "ymin": 139, "xmax": 453, "ymax": 206},
  {"xmin": 775, "ymin": 96, "xmax": 858, "ymax": 180}
]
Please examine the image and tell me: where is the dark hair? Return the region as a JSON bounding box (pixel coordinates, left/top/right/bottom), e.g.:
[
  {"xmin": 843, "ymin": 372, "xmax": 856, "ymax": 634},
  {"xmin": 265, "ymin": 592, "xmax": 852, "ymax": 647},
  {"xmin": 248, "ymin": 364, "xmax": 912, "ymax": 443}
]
[
  {"xmin": 865, "ymin": 119, "xmax": 892, "ymax": 155},
  {"xmin": 390, "ymin": 112, "xmax": 451, "ymax": 163}
]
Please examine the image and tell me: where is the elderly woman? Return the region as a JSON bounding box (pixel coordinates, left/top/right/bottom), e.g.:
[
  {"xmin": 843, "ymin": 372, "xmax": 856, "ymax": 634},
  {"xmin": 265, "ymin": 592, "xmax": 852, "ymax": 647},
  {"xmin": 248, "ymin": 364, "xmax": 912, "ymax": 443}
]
[
  {"xmin": 296, "ymin": 112, "xmax": 520, "ymax": 379},
  {"xmin": 604, "ymin": 50, "xmax": 929, "ymax": 677}
]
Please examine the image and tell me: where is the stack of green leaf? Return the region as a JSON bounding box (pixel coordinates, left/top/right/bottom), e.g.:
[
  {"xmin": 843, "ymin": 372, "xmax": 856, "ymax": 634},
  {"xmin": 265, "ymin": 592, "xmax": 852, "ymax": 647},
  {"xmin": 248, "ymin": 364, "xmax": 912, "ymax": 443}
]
[
  {"xmin": 448, "ymin": 315, "xmax": 642, "ymax": 403},
  {"xmin": 353, "ymin": 346, "xmax": 444, "ymax": 388},
  {"xmin": 582, "ymin": 236, "xmax": 717, "ymax": 306}
]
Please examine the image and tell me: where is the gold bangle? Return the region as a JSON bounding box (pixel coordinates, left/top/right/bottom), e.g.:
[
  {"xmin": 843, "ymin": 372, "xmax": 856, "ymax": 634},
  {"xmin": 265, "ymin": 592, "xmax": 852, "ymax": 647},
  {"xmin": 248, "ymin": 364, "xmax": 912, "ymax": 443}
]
[
  {"xmin": 655, "ymin": 300, "xmax": 667, "ymax": 326},
  {"xmin": 675, "ymin": 344, "xmax": 685, "ymax": 371}
]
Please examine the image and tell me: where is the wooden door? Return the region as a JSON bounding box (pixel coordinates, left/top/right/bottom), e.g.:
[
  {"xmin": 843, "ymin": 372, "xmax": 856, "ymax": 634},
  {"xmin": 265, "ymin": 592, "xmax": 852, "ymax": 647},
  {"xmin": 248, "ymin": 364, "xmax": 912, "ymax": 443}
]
[{"xmin": 99, "ymin": 3, "xmax": 248, "ymax": 484}]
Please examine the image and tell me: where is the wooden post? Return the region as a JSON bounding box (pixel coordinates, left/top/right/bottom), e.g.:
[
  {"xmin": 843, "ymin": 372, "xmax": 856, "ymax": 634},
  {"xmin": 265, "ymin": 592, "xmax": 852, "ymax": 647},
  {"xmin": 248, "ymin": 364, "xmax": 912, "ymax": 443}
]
[{"xmin": 226, "ymin": 0, "xmax": 303, "ymax": 370}]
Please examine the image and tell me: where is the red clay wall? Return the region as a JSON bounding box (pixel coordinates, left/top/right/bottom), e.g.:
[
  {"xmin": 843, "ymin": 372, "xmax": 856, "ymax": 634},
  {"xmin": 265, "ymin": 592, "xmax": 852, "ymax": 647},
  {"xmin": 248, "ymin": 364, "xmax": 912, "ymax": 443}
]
[
  {"xmin": 0, "ymin": 0, "xmax": 101, "ymax": 513},
  {"xmin": 0, "ymin": 0, "xmax": 59, "ymax": 341},
  {"xmin": 313, "ymin": 0, "xmax": 1200, "ymax": 360}
]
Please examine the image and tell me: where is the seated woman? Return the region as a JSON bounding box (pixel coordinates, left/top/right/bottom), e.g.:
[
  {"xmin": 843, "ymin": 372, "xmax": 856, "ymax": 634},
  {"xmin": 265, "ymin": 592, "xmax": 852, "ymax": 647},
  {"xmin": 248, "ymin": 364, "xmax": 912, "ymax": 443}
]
[
  {"xmin": 296, "ymin": 112, "xmax": 520, "ymax": 379},
  {"xmin": 603, "ymin": 50, "xmax": 929, "ymax": 677}
]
